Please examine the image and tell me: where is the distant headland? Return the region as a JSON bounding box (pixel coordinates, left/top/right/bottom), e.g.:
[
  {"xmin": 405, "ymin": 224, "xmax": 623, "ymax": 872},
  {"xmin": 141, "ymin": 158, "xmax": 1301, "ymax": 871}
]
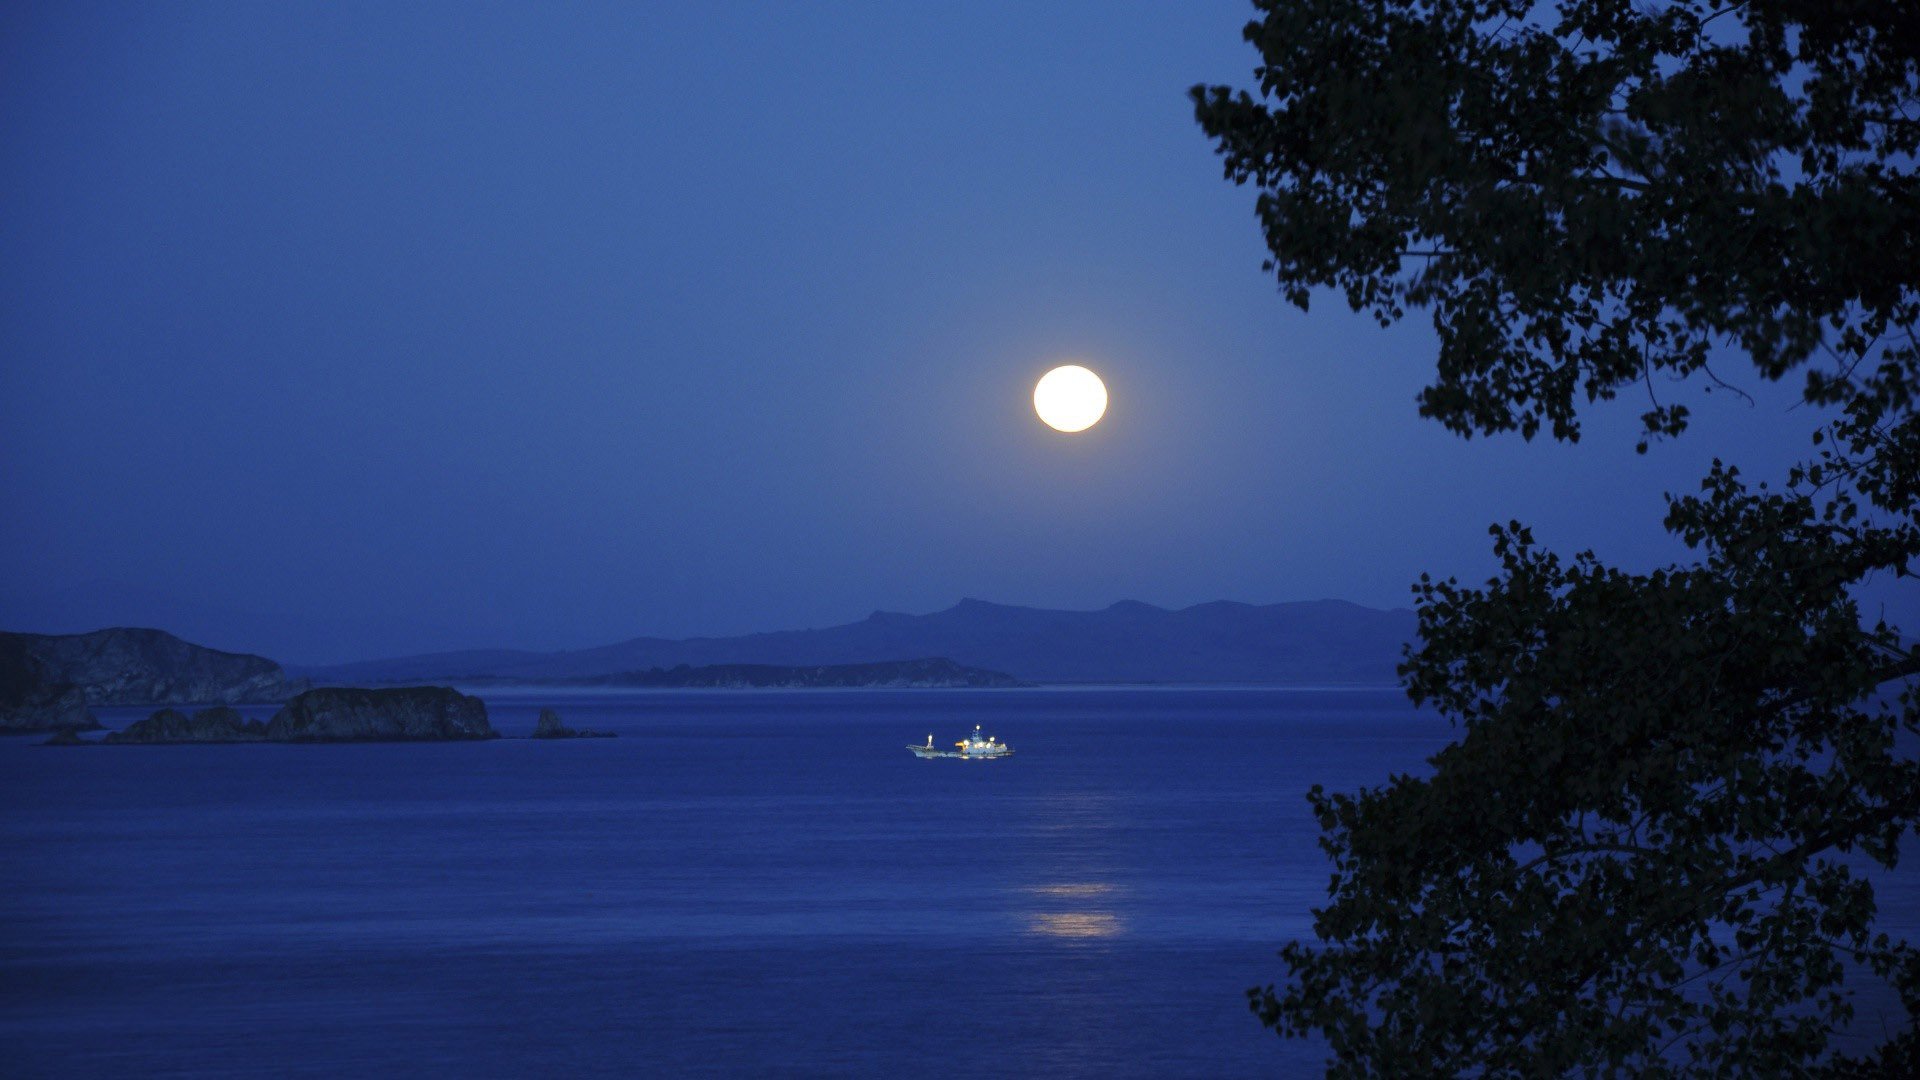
[{"xmin": 2, "ymin": 628, "xmax": 306, "ymax": 734}]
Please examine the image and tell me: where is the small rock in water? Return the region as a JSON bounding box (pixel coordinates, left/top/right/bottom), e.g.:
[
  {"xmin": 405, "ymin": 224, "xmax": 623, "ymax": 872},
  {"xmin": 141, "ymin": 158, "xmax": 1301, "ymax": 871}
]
[{"xmin": 530, "ymin": 708, "xmax": 615, "ymax": 739}]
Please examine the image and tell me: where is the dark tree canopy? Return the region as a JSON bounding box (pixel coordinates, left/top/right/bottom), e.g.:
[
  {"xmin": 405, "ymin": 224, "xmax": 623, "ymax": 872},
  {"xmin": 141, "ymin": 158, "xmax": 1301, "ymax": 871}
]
[
  {"xmin": 1197, "ymin": 0, "xmax": 1918, "ymax": 446},
  {"xmin": 1195, "ymin": 1, "xmax": 1920, "ymax": 1074}
]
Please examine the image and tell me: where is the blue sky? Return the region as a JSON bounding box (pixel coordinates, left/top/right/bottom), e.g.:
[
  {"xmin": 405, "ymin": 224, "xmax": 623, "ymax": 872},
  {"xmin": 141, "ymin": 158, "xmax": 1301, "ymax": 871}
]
[{"xmin": 0, "ymin": 2, "xmax": 1844, "ymax": 662}]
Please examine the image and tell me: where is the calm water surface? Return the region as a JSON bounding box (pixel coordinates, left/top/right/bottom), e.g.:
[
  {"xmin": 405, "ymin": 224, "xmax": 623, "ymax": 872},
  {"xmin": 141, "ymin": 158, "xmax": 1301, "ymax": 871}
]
[{"xmin": 2, "ymin": 688, "xmax": 1910, "ymax": 1076}]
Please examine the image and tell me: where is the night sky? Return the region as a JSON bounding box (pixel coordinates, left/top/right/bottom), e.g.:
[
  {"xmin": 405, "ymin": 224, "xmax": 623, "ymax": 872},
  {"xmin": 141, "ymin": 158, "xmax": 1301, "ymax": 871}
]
[{"xmin": 0, "ymin": 2, "xmax": 1839, "ymax": 663}]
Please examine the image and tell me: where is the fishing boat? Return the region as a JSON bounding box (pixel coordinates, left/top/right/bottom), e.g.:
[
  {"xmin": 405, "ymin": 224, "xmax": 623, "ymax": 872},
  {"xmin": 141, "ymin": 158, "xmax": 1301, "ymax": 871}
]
[{"xmin": 906, "ymin": 724, "xmax": 1013, "ymax": 759}]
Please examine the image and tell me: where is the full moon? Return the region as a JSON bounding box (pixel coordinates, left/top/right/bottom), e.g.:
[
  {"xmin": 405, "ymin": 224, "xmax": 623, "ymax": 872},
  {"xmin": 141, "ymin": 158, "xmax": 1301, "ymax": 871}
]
[{"xmin": 1033, "ymin": 365, "xmax": 1108, "ymax": 433}]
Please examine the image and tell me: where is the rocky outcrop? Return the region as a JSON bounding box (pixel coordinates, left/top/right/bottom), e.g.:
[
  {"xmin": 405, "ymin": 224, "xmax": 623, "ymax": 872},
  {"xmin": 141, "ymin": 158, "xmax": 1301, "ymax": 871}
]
[
  {"xmin": 0, "ymin": 634, "xmax": 100, "ymax": 733},
  {"xmin": 57, "ymin": 687, "xmax": 497, "ymax": 745},
  {"xmin": 530, "ymin": 708, "xmax": 614, "ymax": 739},
  {"xmin": 104, "ymin": 706, "xmax": 265, "ymax": 744},
  {"xmin": 0, "ymin": 628, "xmax": 305, "ymax": 707},
  {"xmin": 263, "ymin": 686, "xmax": 495, "ymax": 742}
]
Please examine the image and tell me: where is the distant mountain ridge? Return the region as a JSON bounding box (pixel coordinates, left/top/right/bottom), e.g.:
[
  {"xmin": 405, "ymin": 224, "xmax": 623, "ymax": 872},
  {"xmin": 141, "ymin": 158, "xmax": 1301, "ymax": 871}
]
[
  {"xmin": 466, "ymin": 657, "xmax": 1026, "ymax": 689},
  {"xmin": 301, "ymin": 599, "xmax": 1416, "ymax": 686}
]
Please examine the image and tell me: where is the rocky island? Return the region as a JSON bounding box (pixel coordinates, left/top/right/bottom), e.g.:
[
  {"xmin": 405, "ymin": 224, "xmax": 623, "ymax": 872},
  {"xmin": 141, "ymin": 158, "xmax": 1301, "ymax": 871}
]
[
  {"xmin": 264, "ymin": 686, "xmax": 494, "ymax": 742},
  {"xmin": 74, "ymin": 687, "xmax": 497, "ymax": 745}
]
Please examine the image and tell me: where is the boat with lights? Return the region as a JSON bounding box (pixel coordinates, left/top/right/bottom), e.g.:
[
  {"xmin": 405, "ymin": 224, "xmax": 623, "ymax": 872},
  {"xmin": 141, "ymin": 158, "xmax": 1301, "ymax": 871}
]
[{"xmin": 906, "ymin": 724, "xmax": 1013, "ymax": 759}]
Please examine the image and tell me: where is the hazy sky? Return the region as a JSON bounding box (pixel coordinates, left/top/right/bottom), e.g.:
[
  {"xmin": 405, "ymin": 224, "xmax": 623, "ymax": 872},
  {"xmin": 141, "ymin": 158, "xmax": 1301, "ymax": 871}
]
[{"xmin": 0, "ymin": 2, "xmax": 1856, "ymax": 661}]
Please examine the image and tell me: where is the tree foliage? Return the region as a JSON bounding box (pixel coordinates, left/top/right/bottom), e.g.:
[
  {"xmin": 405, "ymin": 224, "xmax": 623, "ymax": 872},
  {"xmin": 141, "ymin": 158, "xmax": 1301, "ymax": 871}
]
[{"xmin": 1194, "ymin": 0, "xmax": 1920, "ymax": 1073}]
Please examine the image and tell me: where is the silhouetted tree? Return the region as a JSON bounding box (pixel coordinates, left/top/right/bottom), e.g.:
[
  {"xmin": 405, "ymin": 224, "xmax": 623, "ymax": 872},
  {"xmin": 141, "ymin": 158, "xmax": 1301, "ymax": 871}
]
[{"xmin": 1194, "ymin": 1, "xmax": 1920, "ymax": 1073}]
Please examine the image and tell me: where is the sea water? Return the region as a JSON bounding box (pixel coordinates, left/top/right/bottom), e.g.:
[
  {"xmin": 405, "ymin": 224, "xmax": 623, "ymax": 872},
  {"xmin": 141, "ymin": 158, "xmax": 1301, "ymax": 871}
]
[{"xmin": 0, "ymin": 688, "xmax": 1911, "ymax": 1077}]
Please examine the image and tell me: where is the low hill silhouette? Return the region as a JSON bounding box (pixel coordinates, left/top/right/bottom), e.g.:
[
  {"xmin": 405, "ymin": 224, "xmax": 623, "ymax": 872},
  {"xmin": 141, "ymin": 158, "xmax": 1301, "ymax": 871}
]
[{"xmin": 300, "ymin": 598, "xmax": 1415, "ymax": 686}]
